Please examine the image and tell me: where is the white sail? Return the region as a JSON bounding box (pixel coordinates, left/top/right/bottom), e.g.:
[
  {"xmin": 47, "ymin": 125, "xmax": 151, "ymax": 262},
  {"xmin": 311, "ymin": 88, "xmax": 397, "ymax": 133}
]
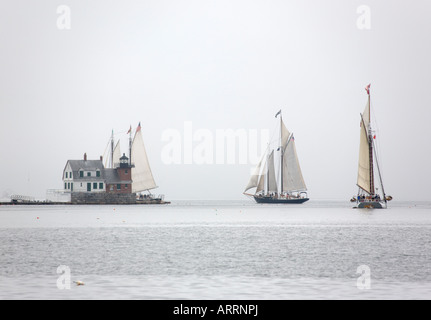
[
  {"xmin": 112, "ymin": 140, "xmax": 121, "ymax": 168},
  {"xmin": 244, "ymin": 151, "xmax": 266, "ymax": 193},
  {"xmin": 256, "ymin": 167, "xmax": 265, "ymax": 193},
  {"xmin": 281, "ymin": 119, "xmax": 291, "ymax": 149},
  {"xmin": 132, "ymin": 129, "xmax": 157, "ymax": 192},
  {"xmin": 282, "ymin": 136, "xmax": 307, "ymax": 192},
  {"xmin": 267, "ymin": 150, "xmax": 278, "ymax": 193},
  {"xmin": 357, "ymin": 96, "xmax": 372, "ymax": 194}
]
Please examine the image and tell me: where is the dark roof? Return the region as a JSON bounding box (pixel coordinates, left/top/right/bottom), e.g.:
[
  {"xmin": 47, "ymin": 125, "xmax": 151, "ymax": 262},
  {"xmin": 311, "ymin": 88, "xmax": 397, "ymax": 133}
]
[
  {"xmin": 64, "ymin": 160, "xmax": 132, "ymax": 183},
  {"xmin": 65, "ymin": 160, "xmax": 104, "ymax": 180},
  {"xmin": 68, "ymin": 160, "xmax": 104, "ymax": 172},
  {"xmin": 104, "ymin": 169, "xmax": 120, "ymax": 184},
  {"xmin": 102, "ymin": 169, "xmax": 132, "ymax": 185}
]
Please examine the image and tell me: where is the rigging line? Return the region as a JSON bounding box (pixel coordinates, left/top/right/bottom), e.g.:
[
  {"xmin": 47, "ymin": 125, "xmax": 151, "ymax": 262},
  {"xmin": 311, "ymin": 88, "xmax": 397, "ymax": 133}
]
[
  {"xmin": 102, "ymin": 138, "xmax": 111, "ymax": 160},
  {"xmin": 370, "ymin": 98, "xmax": 385, "ymax": 182},
  {"xmin": 372, "ymin": 138, "xmax": 387, "ymax": 202}
]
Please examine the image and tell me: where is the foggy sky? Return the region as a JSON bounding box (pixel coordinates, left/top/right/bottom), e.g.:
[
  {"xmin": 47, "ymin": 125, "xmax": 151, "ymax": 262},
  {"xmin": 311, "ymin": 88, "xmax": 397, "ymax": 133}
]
[{"xmin": 1, "ymin": 0, "xmax": 430, "ymax": 201}]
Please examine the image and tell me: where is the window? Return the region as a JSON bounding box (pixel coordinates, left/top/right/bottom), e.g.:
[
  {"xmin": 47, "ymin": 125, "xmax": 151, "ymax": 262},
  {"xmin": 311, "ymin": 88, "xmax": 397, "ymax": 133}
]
[
  {"xmin": 93, "ymin": 183, "xmax": 97, "ymax": 190},
  {"xmin": 99, "ymin": 183, "xmax": 103, "ymax": 189},
  {"xmin": 125, "ymin": 169, "xmax": 128, "ymax": 174},
  {"xmin": 70, "ymin": 172, "xmax": 72, "ymax": 179},
  {"xmin": 68, "ymin": 183, "xmax": 70, "ymax": 189},
  {"xmin": 80, "ymin": 171, "xmax": 83, "ymax": 178},
  {"xmin": 117, "ymin": 184, "xmax": 121, "ymax": 190},
  {"xmin": 96, "ymin": 171, "xmax": 100, "ymax": 177},
  {"xmin": 125, "ymin": 184, "xmax": 128, "ymax": 189},
  {"xmin": 65, "ymin": 183, "xmax": 67, "ymax": 189},
  {"xmin": 87, "ymin": 172, "xmax": 91, "ymax": 177},
  {"xmin": 65, "ymin": 172, "xmax": 68, "ymax": 179}
]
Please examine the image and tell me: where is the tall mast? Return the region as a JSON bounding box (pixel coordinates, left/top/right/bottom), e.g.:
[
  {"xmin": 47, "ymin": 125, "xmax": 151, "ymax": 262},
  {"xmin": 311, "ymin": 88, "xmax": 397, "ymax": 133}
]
[
  {"xmin": 280, "ymin": 113, "xmax": 283, "ymax": 194},
  {"xmin": 266, "ymin": 153, "xmax": 270, "ymax": 195},
  {"xmin": 110, "ymin": 129, "xmax": 114, "ymax": 168},
  {"xmin": 129, "ymin": 128, "xmax": 132, "ymax": 166},
  {"xmin": 367, "ymin": 91, "xmax": 375, "ymax": 195}
]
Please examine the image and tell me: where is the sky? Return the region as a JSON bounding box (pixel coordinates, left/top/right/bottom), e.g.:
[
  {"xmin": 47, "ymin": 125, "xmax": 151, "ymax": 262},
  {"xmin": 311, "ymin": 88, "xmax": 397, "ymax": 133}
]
[{"xmin": 1, "ymin": 0, "xmax": 430, "ymax": 201}]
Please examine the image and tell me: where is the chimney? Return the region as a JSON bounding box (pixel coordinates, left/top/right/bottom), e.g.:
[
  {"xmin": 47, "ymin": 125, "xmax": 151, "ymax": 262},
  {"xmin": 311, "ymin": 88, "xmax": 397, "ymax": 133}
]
[
  {"xmin": 84, "ymin": 153, "xmax": 87, "ymax": 161},
  {"xmin": 100, "ymin": 155, "xmax": 103, "ymax": 161}
]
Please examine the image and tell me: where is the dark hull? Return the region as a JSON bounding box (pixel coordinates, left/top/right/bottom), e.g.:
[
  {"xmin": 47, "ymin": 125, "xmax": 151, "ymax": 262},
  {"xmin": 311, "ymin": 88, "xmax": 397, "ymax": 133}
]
[
  {"xmin": 254, "ymin": 196, "xmax": 309, "ymax": 204},
  {"xmin": 355, "ymin": 201, "xmax": 386, "ymax": 209}
]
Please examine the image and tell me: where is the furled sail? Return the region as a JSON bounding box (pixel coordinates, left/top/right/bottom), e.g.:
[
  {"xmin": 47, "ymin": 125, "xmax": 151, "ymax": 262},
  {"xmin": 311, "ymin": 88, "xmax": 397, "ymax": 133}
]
[
  {"xmin": 132, "ymin": 129, "xmax": 157, "ymax": 192},
  {"xmin": 244, "ymin": 151, "xmax": 266, "ymax": 193},
  {"xmin": 282, "ymin": 136, "xmax": 307, "ymax": 192},
  {"xmin": 267, "ymin": 150, "xmax": 278, "ymax": 193},
  {"xmin": 357, "ymin": 96, "xmax": 372, "ymax": 194}
]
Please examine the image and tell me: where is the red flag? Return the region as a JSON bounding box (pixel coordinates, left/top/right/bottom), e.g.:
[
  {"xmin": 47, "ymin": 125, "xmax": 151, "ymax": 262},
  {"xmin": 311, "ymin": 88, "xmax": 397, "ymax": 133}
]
[
  {"xmin": 127, "ymin": 125, "xmax": 131, "ymax": 134},
  {"xmin": 365, "ymin": 83, "xmax": 371, "ymax": 95},
  {"xmin": 136, "ymin": 122, "xmax": 141, "ymax": 133},
  {"xmin": 373, "ymin": 135, "xmax": 376, "ymax": 139}
]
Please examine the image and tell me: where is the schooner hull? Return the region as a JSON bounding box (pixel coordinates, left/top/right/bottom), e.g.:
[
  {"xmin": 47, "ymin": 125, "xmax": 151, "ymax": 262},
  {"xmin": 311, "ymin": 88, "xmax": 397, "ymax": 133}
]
[
  {"xmin": 254, "ymin": 196, "xmax": 309, "ymax": 204},
  {"xmin": 355, "ymin": 201, "xmax": 385, "ymax": 209}
]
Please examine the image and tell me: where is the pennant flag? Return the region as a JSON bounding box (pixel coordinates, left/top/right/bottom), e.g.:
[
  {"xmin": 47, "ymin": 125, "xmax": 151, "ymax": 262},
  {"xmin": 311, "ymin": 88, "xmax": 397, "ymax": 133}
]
[
  {"xmin": 365, "ymin": 83, "xmax": 371, "ymax": 95},
  {"xmin": 136, "ymin": 122, "xmax": 141, "ymax": 133},
  {"xmin": 275, "ymin": 110, "xmax": 281, "ymax": 118},
  {"xmin": 127, "ymin": 125, "xmax": 131, "ymax": 134}
]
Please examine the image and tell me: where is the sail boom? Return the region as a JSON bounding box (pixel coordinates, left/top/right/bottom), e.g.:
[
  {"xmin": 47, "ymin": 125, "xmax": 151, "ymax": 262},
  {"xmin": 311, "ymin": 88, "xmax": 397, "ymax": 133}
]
[{"xmin": 356, "ymin": 184, "xmax": 372, "ymax": 195}]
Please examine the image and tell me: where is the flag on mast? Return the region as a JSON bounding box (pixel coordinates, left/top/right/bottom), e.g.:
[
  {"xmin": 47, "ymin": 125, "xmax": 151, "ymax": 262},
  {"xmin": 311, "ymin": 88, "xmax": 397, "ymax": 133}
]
[{"xmin": 365, "ymin": 83, "xmax": 371, "ymax": 95}]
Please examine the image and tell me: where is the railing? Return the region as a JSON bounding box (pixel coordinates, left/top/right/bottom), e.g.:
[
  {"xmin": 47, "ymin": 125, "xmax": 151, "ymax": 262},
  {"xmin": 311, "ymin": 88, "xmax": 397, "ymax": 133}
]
[{"xmin": 10, "ymin": 195, "xmax": 35, "ymax": 202}]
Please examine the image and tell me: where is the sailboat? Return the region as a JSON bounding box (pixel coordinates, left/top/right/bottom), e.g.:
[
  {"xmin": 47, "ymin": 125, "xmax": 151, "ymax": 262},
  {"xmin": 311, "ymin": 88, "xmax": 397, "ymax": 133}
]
[
  {"xmin": 105, "ymin": 123, "xmax": 167, "ymax": 204},
  {"xmin": 244, "ymin": 110, "xmax": 309, "ymax": 204},
  {"xmin": 351, "ymin": 84, "xmax": 392, "ymax": 209}
]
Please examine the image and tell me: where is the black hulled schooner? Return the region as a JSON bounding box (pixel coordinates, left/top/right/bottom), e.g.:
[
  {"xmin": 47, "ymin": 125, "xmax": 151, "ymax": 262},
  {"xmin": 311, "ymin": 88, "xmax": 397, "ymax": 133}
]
[{"xmin": 244, "ymin": 110, "xmax": 309, "ymax": 204}]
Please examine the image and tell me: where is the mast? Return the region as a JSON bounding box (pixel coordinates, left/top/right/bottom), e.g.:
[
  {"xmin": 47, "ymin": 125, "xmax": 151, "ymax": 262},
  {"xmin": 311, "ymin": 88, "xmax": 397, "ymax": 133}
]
[
  {"xmin": 266, "ymin": 152, "xmax": 270, "ymax": 195},
  {"xmin": 367, "ymin": 88, "xmax": 375, "ymax": 195},
  {"xmin": 279, "ymin": 113, "xmax": 283, "ymax": 194},
  {"xmin": 129, "ymin": 127, "xmax": 132, "ymax": 166},
  {"xmin": 110, "ymin": 129, "xmax": 114, "ymax": 168},
  {"xmin": 373, "ymin": 139, "xmax": 387, "ymax": 203}
]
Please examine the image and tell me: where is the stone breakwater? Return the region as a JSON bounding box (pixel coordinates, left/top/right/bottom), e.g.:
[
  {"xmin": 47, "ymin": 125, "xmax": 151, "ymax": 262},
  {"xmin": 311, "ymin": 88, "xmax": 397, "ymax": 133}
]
[{"xmin": 71, "ymin": 192, "xmax": 137, "ymax": 204}]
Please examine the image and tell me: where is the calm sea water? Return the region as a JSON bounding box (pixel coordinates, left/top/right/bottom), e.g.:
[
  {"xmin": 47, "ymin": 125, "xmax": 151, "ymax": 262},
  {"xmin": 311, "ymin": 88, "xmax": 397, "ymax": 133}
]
[{"xmin": 0, "ymin": 200, "xmax": 430, "ymax": 300}]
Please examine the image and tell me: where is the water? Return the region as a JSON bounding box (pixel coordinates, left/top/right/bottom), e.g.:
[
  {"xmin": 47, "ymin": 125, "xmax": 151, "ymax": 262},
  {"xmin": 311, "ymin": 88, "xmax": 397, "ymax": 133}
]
[{"xmin": 0, "ymin": 200, "xmax": 430, "ymax": 300}]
